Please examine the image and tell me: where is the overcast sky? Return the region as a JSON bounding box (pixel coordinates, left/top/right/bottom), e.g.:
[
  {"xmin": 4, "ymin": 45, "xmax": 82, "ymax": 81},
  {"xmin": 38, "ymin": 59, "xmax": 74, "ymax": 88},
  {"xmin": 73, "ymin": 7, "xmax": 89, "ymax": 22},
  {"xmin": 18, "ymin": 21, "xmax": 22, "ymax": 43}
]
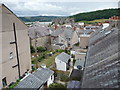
[{"xmin": 0, "ymin": 0, "xmax": 119, "ymax": 16}]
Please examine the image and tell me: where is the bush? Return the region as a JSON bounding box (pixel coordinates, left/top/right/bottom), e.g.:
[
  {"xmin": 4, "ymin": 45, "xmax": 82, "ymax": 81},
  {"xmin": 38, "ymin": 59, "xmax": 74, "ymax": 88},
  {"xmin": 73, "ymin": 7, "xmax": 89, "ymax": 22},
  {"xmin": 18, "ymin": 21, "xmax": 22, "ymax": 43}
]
[
  {"xmin": 37, "ymin": 46, "xmax": 46, "ymax": 52},
  {"xmin": 49, "ymin": 83, "xmax": 66, "ymax": 89},
  {"xmin": 38, "ymin": 55, "xmax": 44, "ymax": 62},
  {"xmin": 71, "ymin": 54, "xmax": 75, "ymax": 58},
  {"xmin": 58, "ymin": 49, "xmax": 65, "ymax": 53},
  {"xmin": 60, "ymin": 74, "xmax": 69, "ymax": 82},
  {"xmin": 30, "ymin": 45, "xmax": 35, "ymax": 53},
  {"xmin": 73, "ymin": 59, "xmax": 76, "ymax": 65}
]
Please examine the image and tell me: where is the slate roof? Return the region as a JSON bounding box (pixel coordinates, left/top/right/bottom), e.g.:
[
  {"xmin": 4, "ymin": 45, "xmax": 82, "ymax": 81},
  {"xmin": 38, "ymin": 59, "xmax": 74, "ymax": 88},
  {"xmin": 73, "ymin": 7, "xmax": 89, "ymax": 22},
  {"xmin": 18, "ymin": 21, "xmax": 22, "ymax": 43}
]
[
  {"xmin": 28, "ymin": 26, "xmax": 50, "ymax": 39},
  {"xmin": 56, "ymin": 52, "xmax": 71, "ymax": 63},
  {"xmin": 64, "ymin": 29, "xmax": 74, "ymax": 39},
  {"xmin": 51, "ymin": 30, "xmax": 64, "ymax": 37},
  {"xmin": 51, "ymin": 29, "xmax": 74, "ymax": 39},
  {"xmin": 15, "ymin": 68, "xmax": 54, "ymax": 88},
  {"xmin": 32, "ymin": 68, "xmax": 54, "ymax": 83},
  {"xmin": 67, "ymin": 81, "xmax": 81, "ymax": 88},
  {"xmin": 15, "ymin": 74, "xmax": 43, "ymax": 88}
]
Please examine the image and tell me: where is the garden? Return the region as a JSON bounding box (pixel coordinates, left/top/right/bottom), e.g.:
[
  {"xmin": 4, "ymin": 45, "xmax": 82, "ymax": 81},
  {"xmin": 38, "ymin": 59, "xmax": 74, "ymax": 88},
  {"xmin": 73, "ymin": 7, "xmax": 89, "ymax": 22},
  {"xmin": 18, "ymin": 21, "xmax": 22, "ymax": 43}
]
[{"xmin": 31, "ymin": 46, "xmax": 65, "ymax": 70}]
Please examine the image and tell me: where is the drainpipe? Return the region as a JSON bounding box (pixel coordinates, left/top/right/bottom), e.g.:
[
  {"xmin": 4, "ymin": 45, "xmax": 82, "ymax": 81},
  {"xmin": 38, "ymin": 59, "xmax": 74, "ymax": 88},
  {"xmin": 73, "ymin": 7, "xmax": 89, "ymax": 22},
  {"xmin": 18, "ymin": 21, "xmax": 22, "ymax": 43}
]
[{"xmin": 13, "ymin": 23, "xmax": 21, "ymax": 78}]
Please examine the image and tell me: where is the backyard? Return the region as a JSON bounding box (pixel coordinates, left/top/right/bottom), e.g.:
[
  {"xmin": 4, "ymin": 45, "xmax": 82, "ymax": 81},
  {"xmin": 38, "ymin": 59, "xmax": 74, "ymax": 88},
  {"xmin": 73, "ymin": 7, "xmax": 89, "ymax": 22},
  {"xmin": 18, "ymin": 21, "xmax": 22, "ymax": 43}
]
[{"xmin": 31, "ymin": 46, "xmax": 65, "ymax": 69}]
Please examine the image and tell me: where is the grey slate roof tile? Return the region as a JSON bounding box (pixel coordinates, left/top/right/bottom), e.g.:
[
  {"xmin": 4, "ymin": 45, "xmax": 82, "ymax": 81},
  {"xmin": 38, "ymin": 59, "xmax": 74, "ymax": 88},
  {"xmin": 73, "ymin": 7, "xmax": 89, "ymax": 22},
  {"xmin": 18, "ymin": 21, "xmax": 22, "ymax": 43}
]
[
  {"xmin": 15, "ymin": 68, "xmax": 54, "ymax": 88},
  {"xmin": 15, "ymin": 74, "xmax": 43, "ymax": 88},
  {"xmin": 28, "ymin": 26, "xmax": 50, "ymax": 39},
  {"xmin": 32, "ymin": 68, "xmax": 54, "ymax": 83},
  {"xmin": 56, "ymin": 52, "xmax": 71, "ymax": 63}
]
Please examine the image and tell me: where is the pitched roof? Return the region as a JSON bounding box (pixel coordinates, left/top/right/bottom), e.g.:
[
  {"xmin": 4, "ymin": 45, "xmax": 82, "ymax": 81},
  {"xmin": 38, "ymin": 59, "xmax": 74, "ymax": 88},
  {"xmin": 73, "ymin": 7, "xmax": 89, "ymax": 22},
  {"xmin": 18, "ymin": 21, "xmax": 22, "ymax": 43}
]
[
  {"xmin": 32, "ymin": 68, "xmax": 54, "ymax": 83},
  {"xmin": 51, "ymin": 29, "xmax": 75, "ymax": 39},
  {"xmin": 15, "ymin": 74, "xmax": 43, "ymax": 88},
  {"xmin": 56, "ymin": 52, "xmax": 71, "ymax": 63},
  {"xmin": 51, "ymin": 29, "xmax": 64, "ymax": 37},
  {"xmin": 28, "ymin": 26, "xmax": 50, "ymax": 39},
  {"xmin": 15, "ymin": 68, "xmax": 54, "ymax": 88},
  {"xmin": 64, "ymin": 29, "xmax": 74, "ymax": 39}
]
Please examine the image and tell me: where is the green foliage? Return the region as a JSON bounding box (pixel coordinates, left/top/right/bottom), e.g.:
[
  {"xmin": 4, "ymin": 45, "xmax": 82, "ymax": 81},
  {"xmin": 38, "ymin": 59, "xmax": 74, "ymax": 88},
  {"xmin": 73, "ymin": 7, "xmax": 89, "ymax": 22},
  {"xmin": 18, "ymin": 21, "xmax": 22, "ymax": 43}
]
[
  {"xmin": 74, "ymin": 43, "xmax": 79, "ymax": 46},
  {"xmin": 8, "ymin": 79, "xmax": 20, "ymax": 89},
  {"xmin": 71, "ymin": 54, "xmax": 75, "ymax": 58},
  {"xmin": 30, "ymin": 45, "xmax": 35, "ymax": 53},
  {"xmin": 73, "ymin": 59, "xmax": 76, "ymax": 65},
  {"xmin": 37, "ymin": 46, "xmax": 46, "ymax": 52},
  {"xmin": 38, "ymin": 55, "xmax": 44, "ymax": 62},
  {"xmin": 49, "ymin": 83, "xmax": 66, "ymax": 89},
  {"xmin": 59, "ymin": 74, "xmax": 70, "ymax": 82},
  {"xmin": 70, "ymin": 8, "xmax": 119, "ymax": 22}
]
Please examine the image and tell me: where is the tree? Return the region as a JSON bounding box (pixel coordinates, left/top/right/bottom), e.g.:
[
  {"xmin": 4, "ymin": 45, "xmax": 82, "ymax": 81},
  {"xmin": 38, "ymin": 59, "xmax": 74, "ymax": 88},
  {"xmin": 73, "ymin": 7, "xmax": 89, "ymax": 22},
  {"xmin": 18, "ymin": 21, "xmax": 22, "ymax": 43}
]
[
  {"xmin": 37, "ymin": 46, "xmax": 46, "ymax": 52},
  {"xmin": 49, "ymin": 83, "xmax": 66, "ymax": 89}
]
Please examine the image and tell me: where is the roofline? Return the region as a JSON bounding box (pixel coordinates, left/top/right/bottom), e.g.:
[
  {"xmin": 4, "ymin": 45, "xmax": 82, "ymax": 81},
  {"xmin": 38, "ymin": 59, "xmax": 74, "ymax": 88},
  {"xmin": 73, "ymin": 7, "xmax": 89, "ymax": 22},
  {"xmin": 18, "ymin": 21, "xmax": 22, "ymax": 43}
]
[{"xmin": 1, "ymin": 4, "xmax": 28, "ymax": 28}]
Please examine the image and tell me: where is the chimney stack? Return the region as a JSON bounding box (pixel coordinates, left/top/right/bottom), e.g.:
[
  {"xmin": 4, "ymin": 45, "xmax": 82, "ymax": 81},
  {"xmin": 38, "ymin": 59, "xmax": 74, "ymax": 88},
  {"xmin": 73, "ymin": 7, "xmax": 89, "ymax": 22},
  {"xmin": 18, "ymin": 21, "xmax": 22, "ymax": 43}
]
[
  {"xmin": 74, "ymin": 26, "xmax": 76, "ymax": 31},
  {"xmin": 55, "ymin": 25, "xmax": 58, "ymax": 30}
]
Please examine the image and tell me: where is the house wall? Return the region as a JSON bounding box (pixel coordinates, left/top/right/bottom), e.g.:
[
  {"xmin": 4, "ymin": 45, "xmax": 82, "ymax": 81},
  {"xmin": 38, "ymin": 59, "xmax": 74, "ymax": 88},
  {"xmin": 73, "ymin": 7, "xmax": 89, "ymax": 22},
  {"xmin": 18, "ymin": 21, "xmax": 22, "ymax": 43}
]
[
  {"xmin": 79, "ymin": 36, "xmax": 90, "ymax": 49},
  {"xmin": 0, "ymin": 6, "xmax": 2, "ymax": 89},
  {"xmin": 55, "ymin": 58, "xmax": 66, "ymax": 71},
  {"xmin": 0, "ymin": 4, "xmax": 31, "ymax": 89},
  {"xmin": 51, "ymin": 36, "xmax": 59, "ymax": 44},
  {"xmin": 31, "ymin": 36, "xmax": 50, "ymax": 49},
  {"xmin": 47, "ymin": 74, "xmax": 54, "ymax": 87},
  {"xmin": 70, "ymin": 31, "xmax": 79, "ymax": 47}
]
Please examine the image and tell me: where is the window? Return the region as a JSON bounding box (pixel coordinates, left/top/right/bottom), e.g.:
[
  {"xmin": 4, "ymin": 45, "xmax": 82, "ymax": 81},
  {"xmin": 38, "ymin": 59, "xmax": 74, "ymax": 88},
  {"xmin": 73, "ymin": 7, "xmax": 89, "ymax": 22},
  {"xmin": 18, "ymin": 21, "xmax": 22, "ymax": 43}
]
[
  {"xmin": 2, "ymin": 77, "xmax": 7, "ymax": 87},
  {"xmin": 51, "ymin": 75, "xmax": 52, "ymax": 80},
  {"xmin": 61, "ymin": 40, "xmax": 63, "ymax": 42},
  {"xmin": 10, "ymin": 52, "xmax": 13, "ymax": 59}
]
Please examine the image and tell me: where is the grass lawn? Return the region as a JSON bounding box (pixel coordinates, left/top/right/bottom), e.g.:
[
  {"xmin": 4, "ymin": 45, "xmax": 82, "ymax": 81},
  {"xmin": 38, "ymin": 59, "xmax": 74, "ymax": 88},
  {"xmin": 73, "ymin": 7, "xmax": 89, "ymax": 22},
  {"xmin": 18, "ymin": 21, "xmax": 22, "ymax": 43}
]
[{"xmin": 38, "ymin": 52, "xmax": 60, "ymax": 68}]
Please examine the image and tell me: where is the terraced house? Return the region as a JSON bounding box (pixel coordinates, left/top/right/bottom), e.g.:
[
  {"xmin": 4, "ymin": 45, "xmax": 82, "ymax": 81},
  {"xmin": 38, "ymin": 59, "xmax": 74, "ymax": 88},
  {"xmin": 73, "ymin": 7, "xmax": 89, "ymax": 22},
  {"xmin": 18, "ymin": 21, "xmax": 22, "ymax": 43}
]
[
  {"xmin": 81, "ymin": 17, "xmax": 120, "ymax": 88},
  {"xmin": 0, "ymin": 4, "xmax": 31, "ymax": 89}
]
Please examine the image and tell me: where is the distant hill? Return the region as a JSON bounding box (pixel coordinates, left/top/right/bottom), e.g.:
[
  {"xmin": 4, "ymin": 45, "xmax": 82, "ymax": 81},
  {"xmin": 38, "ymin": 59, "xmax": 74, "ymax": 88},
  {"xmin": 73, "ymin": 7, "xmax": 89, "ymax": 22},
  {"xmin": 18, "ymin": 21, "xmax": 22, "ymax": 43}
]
[
  {"xmin": 70, "ymin": 8, "xmax": 119, "ymax": 22},
  {"xmin": 19, "ymin": 8, "xmax": 119, "ymax": 23},
  {"xmin": 19, "ymin": 16, "xmax": 63, "ymax": 22}
]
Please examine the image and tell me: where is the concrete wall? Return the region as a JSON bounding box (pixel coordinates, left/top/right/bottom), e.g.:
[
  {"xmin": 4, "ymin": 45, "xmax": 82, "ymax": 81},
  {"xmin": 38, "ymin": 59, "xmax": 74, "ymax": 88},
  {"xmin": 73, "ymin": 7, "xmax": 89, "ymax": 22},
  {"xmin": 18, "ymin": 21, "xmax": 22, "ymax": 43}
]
[
  {"xmin": 0, "ymin": 5, "xmax": 2, "ymax": 89},
  {"xmin": 79, "ymin": 35, "xmax": 90, "ymax": 49},
  {"xmin": 70, "ymin": 31, "xmax": 79, "ymax": 47},
  {"xmin": 31, "ymin": 36, "xmax": 51, "ymax": 49},
  {"xmin": 0, "ymin": 4, "xmax": 31, "ymax": 89},
  {"xmin": 55, "ymin": 58, "xmax": 66, "ymax": 71}
]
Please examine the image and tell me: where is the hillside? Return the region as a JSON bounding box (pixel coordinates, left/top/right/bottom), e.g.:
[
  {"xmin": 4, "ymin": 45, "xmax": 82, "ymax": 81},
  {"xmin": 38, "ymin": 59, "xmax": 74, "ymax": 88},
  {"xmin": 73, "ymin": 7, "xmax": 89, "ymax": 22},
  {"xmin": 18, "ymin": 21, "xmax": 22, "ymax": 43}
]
[
  {"xmin": 19, "ymin": 8, "xmax": 119, "ymax": 23},
  {"xmin": 70, "ymin": 8, "xmax": 119, "ymax": 22},
  {"xmin": 19, "ymin": 16, "xmax": 63, "ymax": 22}
]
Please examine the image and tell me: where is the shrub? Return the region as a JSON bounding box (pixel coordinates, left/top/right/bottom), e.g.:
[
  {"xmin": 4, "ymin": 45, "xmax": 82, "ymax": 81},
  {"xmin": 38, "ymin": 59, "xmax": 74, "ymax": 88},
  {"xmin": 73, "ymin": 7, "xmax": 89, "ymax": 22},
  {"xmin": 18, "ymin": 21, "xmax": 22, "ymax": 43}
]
[
  {"xmin": 71, "ymin": 54, "xmax": 75, "ymax": 58},
  {"xmin": 37, "ymin": 46, "xmax": 46, "ymax": 52},
  {"xmin": 60, "ymin": 74, "xmax": 69, "ymax": 82},
  {"xmin": 30, "ymin": 45, "xmax": 35, "ymax": 53},
  {"xmin": 49, "ymin": 83, "xmax": 66, "ymax": 89},
  {"xmin": 38, "ymin": 55, "xmax": 44, "ymax": 62}
]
